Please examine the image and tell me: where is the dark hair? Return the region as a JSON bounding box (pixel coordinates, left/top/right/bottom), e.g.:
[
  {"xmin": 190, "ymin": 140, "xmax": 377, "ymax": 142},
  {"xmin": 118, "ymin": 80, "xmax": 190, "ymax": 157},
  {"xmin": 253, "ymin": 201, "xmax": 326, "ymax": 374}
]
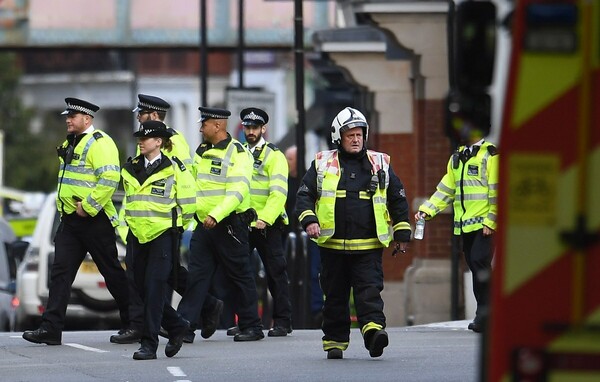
[
  {"xmin": 156, "ymin": 110, "xmax": 167, "ymax": 120},
  {"xmin": 161, "ymin": 137, "xmax": 173, "ymax": 152}
]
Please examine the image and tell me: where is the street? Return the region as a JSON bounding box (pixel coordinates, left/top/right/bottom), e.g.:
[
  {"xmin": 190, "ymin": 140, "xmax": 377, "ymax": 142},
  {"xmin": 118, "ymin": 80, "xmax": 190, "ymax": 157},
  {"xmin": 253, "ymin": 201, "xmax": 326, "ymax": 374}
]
[{"xmin": 0, "ymin": 321, "xmax": 480, "ymax": 382}]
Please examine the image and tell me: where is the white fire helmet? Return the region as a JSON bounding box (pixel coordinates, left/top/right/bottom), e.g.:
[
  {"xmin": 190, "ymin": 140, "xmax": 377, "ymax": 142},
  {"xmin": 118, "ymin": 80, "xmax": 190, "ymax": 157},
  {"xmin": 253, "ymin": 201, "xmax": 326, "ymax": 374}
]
[{"xmin": 330, "ymin": 107, "xmax": 369, "ymax": 145}]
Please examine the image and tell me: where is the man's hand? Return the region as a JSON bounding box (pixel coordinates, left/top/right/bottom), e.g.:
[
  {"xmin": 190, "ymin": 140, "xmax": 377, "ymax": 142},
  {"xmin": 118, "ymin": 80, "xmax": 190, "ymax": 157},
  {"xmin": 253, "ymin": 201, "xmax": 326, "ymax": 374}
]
[
  {"xmin": 414, "ymin": 211, "xmax": 428, "ymax": 221},
  {"xmin": 305, "ymin": 222, "xmax": 320, "ymax": 239},
  {"xmin": 483, "ymin": 225, "xmax": 495, "ymax": 236},
  {"xmin": 75, "ymin": 202, "xmax": 89, "ymax": 217},
  {"xmin": 203, "ymin": 215, "xmax": 217, "ymax": 229},
  {"xmin": 392, "ymin": 241, "xmax": 409, "ymax": 257},
  {"xmin": 255, "ymin": 219, "xmax": 267, "ymax": 230}
]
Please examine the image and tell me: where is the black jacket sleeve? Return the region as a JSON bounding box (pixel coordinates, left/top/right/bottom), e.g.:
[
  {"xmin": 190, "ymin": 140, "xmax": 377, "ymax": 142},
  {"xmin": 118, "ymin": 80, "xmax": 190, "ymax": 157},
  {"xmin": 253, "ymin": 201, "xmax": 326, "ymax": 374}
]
[
  {"xmin": 387, "ymin": 165, "xmax": 411, "ymax": 242},
  {"xmin": 295, "ymin": 160, "xmax": 320, "ymax": 230}
]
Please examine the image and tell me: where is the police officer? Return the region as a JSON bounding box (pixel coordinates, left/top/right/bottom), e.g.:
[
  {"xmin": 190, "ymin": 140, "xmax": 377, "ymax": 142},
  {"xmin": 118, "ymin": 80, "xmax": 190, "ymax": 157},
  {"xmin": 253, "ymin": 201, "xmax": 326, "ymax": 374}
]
[
  {"xmin": 415, "ymin": 99, "xmax": 499, "ymax": 333},
  {"xmin": 241, "ymin": 107, "xmax": 292, "ymax": 337},
  {"xmin": 121, "ymin": 120, "xmax": 196, "ymax": 360},
  {"xmin": 296, "ymin": 107, "xmax": 412, "ymax": 359},
  {"xmin": 111, "ymin": 94, "xmax": 224, "ymax": 344},
  {"xmin": 23, "ymin": 98, "xmax": 130, "ymax": 345},
  {"xmin": 176, "ymin": 107, "xmax": 264, "ymax": 342}
]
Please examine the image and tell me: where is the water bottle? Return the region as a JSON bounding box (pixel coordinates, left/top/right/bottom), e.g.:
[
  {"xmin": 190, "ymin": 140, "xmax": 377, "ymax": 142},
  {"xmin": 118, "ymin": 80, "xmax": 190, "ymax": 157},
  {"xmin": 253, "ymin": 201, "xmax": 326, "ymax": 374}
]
[{"xmin": 414, "ymin": 217, "xmax": 425, "ymax": 240}]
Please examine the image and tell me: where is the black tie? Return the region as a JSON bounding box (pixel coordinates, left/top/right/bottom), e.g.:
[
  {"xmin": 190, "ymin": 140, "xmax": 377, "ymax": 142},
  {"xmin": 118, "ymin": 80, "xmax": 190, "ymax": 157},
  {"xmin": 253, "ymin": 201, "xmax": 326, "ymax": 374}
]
[{"xmin": 146, "ymin": 160, "xmax": 159, "ymax": 175}]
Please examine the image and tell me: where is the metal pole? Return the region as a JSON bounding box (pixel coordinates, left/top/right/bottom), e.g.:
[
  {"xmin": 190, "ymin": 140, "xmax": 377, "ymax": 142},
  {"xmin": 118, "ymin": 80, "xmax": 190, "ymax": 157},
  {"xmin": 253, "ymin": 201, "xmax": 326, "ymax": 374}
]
[
  {"xmin": 200, "ymin": 0, "xmax": 208, "ymax": 105},
  {"xmin": 294, "ymin": 0, "xmax": 308, "ymax": 328},
  {"xmin": 238, "ymin": 0, "xmax": 245, "ymax": 88}
]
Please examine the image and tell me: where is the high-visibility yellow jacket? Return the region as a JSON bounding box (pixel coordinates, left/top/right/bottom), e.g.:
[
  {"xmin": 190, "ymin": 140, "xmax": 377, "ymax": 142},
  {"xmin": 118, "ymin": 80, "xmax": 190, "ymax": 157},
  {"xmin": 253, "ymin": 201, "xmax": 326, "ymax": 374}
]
[
  {"xmin": 245, "ymin": 141, "xmax": 289, "ymax": 226},
  {"xmin": 419, "ymin": 141, "xmax": 499, "ymax": 234},
  {"xmin": 120, "ymin": 127, "xmax": 193, "ymax": 242},
  {"xmin": 121, "ymin": 153, "xmax": 196, "ymax": 244},
  {"xmin": 193, "ymin": 134, "xmax": 253, "ymax": 223},
  {"xmin": 297, "ymin": 149, "xmax": 412, "ymax": 251},
  {"xmin": 56, "ymin": 129, "xmax": 120, "ymax": 227}
]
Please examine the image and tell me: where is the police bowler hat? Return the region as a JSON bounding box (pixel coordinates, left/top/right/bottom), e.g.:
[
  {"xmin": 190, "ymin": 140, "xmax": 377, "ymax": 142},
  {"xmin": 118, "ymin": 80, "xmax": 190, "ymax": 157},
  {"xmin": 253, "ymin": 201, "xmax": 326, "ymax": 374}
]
[{"xmin": 133, "ymin": 120, "xmax": 173, "ymax": 138}]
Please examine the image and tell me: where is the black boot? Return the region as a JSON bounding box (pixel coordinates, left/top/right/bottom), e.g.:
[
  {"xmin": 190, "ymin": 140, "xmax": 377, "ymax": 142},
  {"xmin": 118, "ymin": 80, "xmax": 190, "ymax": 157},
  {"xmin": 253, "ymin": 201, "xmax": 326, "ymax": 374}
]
[{"xmin": 22, "ymin": 327, "xmax": 61, "ymax": 346}]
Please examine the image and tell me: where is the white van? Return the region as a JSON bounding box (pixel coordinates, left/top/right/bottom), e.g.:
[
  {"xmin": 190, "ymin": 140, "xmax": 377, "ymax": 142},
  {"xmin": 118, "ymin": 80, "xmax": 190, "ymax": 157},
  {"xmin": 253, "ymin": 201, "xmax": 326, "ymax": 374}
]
[{"xmin": 15, "ymin": 192, "xmax": 125, "ymax": 330}]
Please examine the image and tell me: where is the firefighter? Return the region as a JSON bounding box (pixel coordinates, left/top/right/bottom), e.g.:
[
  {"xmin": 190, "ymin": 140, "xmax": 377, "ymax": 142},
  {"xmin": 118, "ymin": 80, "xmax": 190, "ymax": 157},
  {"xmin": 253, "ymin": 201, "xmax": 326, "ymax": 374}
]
[
  {"xmin": 23, "ymin": 98, "xmax": 130, "ymax": 345},
  {"xmin": 121, "ymin": 120, "xmax": 196, "ymax": 360},
  {"xmin": 240, "ymin": 107, "xmax": 292, "ymax": 337},
  {"xmin": 296, "ymin": 107, "xmax": 412, "ymax": 359},
  {"xmin": 176, "ymin": 107, "xmax": 264, "ymax": 342},
  {"xmin": 415, "ymin": 98, "xmax": 499, "ymax": 333},
  {"xmin": 111, "ymin": 94, "xmax": 223, "ymax": 345}
]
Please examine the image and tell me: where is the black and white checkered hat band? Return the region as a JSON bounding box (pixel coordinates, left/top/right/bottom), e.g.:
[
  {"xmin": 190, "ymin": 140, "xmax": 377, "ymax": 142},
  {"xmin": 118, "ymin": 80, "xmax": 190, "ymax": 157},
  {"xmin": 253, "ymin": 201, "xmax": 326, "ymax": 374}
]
[
  {"xmin": 62, "ymin": 104, "xmax": 95, "ymax": 116},
  {"xmin": 136, "ymin": 101, "xmax": 168, "ymax": 112},
  {"xmin": 242, "ymin": 112, "xmax": 265, "ymax": 124}
]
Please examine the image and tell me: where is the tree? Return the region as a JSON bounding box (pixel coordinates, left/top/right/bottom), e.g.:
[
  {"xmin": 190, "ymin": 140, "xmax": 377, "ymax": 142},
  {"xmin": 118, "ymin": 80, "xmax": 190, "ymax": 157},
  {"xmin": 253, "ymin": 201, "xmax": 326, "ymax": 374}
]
[{"xmin": 0, "ymin": 52, "xmax": 60, "ymax": 192}]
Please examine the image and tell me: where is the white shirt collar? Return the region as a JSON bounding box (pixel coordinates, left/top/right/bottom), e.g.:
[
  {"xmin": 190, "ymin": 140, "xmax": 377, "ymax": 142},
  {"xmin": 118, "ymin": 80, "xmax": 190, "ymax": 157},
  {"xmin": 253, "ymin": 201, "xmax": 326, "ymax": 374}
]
[
  {"xmin": 82, "ymin": 125, "xmax": 95, "ymax": 135},
  {"xmin": 145, "ymin": 153, "xmax": 162, "ymax": 167},
  {"xmin": 248, "ymin": 137, "xmax": 266, "ymax": 153}
]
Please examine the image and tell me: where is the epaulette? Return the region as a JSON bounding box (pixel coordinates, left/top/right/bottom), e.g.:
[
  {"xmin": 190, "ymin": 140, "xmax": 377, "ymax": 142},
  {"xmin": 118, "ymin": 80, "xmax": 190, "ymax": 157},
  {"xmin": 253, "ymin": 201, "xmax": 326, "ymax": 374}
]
[
  {"xmin": 233, "ymin": 142, "xmax": 245, "ymax": 153},
  {"xmin": 171, "ymin": 156, "xmax": 186, "ymax": 172},
  {"xmin": 93, "ymin": 131, "xmax": 103, "ymax": 140},
  {"xmin": 487, "ymin": 145, "xmax": 498, "ymax": 156},
  {"xmin": 196, "ymin": 143, "xmax": 210, "ymax": 156},
  {"xmin": 266, "ymin": 142, "xmax": 279, "ymax": 151}
]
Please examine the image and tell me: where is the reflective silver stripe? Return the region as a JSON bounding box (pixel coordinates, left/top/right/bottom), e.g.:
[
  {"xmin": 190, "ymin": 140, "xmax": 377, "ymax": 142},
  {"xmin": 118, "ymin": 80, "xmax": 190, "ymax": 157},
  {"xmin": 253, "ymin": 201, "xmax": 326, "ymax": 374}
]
[
  {"xmin": 95, "ymin": 164, "xmax": 120, "ymax": 176},
  {"xmin": 197, "ymin": 173, "xmax": 250, "ymax": 186},
  {"xmin": 461, "ymin": 193, "xmax": 488, "ymax": 201},
  {"xmin": 321, "ymin": 190, "xmax": 336, "ymax": 198},
  {"xmin": 177, "ymin": 197, "xmax": 196, "ymax": 205},
  {"xmin": 182, "ymin": 213, "xmax": 196, "ymax": 220},
  {"xmin": 252, "ymin": 174, "xmax": 269, "ymax": 182},
  {"xmin": 460, "ymin": 180, "xmax": 484, "ymax": 187},
  {"xmin": 98, "ymin": 179, "xmax": 119, "ymax": 188},
  {"xmin": 432, "ymin": 190, "xmax": 453, "ymax": 202},
  {"xmin": 250, "ymin": 189, "xmax": 270, "ymax": 196},
  {"xmin": 199, "ymin": 189, "xmax": 225, "ymax": 197},
  {"xmin": 489, "ymin": 183, "xmax": 498, "ymax": 190},
  {"xmin": 126, "ymin": 210, "xmax": 172, "ymax": 219},
  {"xmin": 320, "ymin": 228, "xmax": 334, "ymax": 236},
  {"xmin": 487, "ymin": 212, "xmax": 496, "ymax": 222},
  {"xmin": 269, "ymin": 185, "xmax": 287, "ymax": 195},
  {"xmin": 271, "ymin": 174, "xmax": 287, "ymax": 183},
  {"xmin": 437, "ymin": 182, "xmax": 454, "ymax": 195},
  {"xmin": 183, "ymin": 158, "xmax": 193, "ymax": 166},
  {"xmin": 488, "ymin": 197, "xmax": 498, "ymax": 204},
  {"xmin": 128, "ymin": 195, "xmax": 175, "ymax": 205},
  {"xmin": 225, "ymin": 190, "xmax": 244, "ymax": 202},
  {"xmin": 373, "ymin": 196, "xmax": 387, "ymax": 204},
  {"xmin": 64, "ymin": 165, "xmax": 95, "ymax": 175},
  {"xmin": 62, "ymin": 178, "xmax": 96, "ymax": 188},
  {"xmin": 378, "ymin": 232, "xmax": 390, "ymax": 241},
  {"xmin": 87, "ymin": 196, "xmax": 103, "ymax": 213}
]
